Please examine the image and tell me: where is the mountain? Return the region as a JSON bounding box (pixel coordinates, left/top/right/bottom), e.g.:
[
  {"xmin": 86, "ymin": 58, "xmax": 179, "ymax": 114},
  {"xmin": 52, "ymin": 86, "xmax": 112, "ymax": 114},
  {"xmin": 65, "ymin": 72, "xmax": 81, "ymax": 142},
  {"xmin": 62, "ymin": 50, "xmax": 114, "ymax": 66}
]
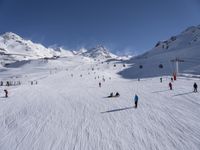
[
  {"xmin": 0, "ymin": 32, "xmax": 74, "ymax": 67},
  {"xmin": 78, "ymin": 45, "xmax": 118, "ymax": 59},
  {"xmin": 119, "ymin": 25, "xmax": 200, "ymax": 78}
]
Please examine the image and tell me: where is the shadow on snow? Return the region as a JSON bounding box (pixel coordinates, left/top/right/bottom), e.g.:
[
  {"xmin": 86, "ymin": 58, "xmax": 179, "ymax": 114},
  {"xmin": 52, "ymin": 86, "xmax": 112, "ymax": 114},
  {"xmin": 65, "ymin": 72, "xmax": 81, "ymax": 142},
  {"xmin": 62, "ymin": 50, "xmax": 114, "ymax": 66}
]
[
  {"xmin": 101, "ymin": 106, "xmax": 135, "ymax": 114},
  {"xmin": 173, "ymin": 91, "xmax": 194, "ymax": 97}
]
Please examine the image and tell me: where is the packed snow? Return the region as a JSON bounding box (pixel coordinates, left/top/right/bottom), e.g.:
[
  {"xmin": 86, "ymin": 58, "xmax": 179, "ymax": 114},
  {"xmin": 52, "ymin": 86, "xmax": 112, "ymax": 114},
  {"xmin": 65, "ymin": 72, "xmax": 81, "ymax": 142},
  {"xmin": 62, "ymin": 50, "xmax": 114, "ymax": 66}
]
[
  {"xmin": 0, "ymin": 25, "xmax": 200, "ymax": 149},
  {"xmin": 0, "ymin": 56, "xmax": 200, "ymax": 150}
]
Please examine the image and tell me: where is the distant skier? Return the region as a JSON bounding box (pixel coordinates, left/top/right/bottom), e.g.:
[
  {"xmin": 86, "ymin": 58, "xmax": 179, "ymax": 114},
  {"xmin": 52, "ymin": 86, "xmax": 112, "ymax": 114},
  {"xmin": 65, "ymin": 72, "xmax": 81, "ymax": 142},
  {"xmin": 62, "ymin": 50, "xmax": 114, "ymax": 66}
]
[
  {"xmin": 115, "ymin": 92, "xmax": 120, "ymax": 97},
  {"xmin": 6, "ymin": 81, "xmax": 9, "ymax": 86},
  {"xmin": 173, "ymin": 73, "xmax": 177, "ymax": 81},
  {"xmin": 160, "ymin": 77, "xmax": 162, "ymax": 83},
  {"xmin": 134, "ymin": 94, "xmax": 139, "ymax": 108},
  {"xmin": 0, "ymin": 81, "xmax": 3, "ymax": 86},
  {"xmin": 193, "ymin": 82, "xmax": 198, "ymax": 93},
  {"xmin": 171, "ymin": 77, "xmax": 173, "ymax": 82},
  {"xmin": 108, "ymin": 92, "xmax": 113, "ymax": 98},
  {"xmin": 169, "ymin": 82, "xmax": 172, "ymax": 90},
  {"xmin": 4, "ymin": 89, "xmax": 8, "ymax": 98},
  {"xmin": 99, "ymin": 82, "xmax": 101, "ymax": 87}
]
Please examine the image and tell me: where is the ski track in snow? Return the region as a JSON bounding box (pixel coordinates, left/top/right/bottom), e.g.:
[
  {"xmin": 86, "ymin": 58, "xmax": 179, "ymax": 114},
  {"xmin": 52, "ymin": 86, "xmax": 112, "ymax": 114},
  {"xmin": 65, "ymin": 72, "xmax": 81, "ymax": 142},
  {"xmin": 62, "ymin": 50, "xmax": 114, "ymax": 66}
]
[{"xmin": 0, "ymin": 59, "xmax": 200, "ymax": 150}]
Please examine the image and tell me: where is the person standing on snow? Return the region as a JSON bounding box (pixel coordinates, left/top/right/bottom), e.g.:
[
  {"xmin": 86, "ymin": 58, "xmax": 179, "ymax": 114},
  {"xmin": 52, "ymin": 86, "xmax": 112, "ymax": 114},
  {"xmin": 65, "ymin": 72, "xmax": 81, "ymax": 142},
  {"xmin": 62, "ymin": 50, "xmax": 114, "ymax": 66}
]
[
  {"xmin": 169, "ymin": 82, "xmax": 172, "ymax": 90},
  {"xmin": 4, "ymin": 89, "xmax": 8, "ymax": 98},
  {"xmin": 99, "ymin": 82, "xmax": 101, "ymax": 87},
  {"xmin": 193, "ymin": 82, "xmax": 198, "ymax": 93},
  {"xmin": 134, "ymin": 94, "xmax": 139, "ymax": 108},
  {"xmin": 160, "ymin": 77, "xmax": 162, "ymax": 83}
]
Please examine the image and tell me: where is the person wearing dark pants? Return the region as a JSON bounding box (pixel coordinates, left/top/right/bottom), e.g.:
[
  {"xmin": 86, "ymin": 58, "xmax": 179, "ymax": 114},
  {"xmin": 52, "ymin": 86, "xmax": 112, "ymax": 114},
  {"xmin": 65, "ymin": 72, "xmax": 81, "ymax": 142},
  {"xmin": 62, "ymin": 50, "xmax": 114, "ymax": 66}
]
[
  {"xmin": 4, "ymin": 89, "xmax": 8, "ymax": 98},
  {"xmin": 193, "ymin": 82, "xmax": 198, "ymax": 93},
  {"xmin": 134, "ymin": 94, "xmax": 139, "ymax": 108}
]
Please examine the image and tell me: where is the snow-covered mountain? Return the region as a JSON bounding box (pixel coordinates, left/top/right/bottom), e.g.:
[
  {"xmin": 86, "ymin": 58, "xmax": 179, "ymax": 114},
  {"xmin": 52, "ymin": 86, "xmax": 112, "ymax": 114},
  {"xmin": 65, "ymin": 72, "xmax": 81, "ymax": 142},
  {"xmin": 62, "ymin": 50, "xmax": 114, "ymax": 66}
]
[
  {"xmin": 77, "ymin": 45, "xmax": 118, "ymax": 59},
  {"xmin": 0, "ymin": 32, "xmax": 74, "ymax": 66},
  {"xmin": 119, "ymin": 25, "xmax": 200, "ymax": 78}
]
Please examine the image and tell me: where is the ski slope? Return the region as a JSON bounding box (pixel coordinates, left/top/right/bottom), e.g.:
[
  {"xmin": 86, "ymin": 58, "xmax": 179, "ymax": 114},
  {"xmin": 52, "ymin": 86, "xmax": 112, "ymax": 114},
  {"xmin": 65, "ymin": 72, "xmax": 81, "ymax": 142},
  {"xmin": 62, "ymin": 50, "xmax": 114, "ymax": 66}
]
[{"xmin": 0, "ymin": 57, "xmax": 200, "ymax": 150}]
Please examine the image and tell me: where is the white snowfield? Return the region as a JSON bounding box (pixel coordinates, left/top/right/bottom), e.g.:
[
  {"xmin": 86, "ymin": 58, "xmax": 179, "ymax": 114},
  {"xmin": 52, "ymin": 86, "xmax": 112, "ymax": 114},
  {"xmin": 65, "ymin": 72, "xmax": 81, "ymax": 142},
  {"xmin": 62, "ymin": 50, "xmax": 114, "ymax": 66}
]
[{"xmin": 0, "ymin": 57, "xmax": 200, "ymax": 150}]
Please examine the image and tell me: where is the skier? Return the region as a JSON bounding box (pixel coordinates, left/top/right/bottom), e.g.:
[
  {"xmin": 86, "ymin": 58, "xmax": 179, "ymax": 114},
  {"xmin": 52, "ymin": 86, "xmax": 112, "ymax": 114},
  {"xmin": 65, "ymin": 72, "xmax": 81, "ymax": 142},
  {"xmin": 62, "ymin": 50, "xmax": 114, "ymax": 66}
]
[
  {"xmin": 115, "ymin": 92, "xmax": 120, "ymax": 97},
  {"xmin": 169, "ymin": 82, "xmax": 172, "ymax": 90},
  {"xmin": 171, "ymin": 77, "xmax": 173, "ymax": 82},
  {"xmin": 160, "ymin": 77, "xmax": 162, "ymax": 83},
  {"xmin": 99, "ymin": 82, "xmax": 101, "ymax": 87},
  {"xmin": 134, "ymin": 94, "xmax": 139, "ymax": 108},
  {"xmin": 108, "ymin": 92, "xmax": 113, "ymax": 98},
  {"xmin": 173, "ymin": 73, "xmax": 177, "ymax": 81},
  {"xmin": 4, "ymin": 89, "xmax": 8, "ymax": 98},
  {"xmin": 0, "ymin": 81, "xmax": 3, "ymax": 86},
  {"xmin": 193, "ymin": 82, "xmax": 198, "ymax": 93},
  {"xmin": 6, "ymin": 81, "xmax": 9, "ymax": 86}
]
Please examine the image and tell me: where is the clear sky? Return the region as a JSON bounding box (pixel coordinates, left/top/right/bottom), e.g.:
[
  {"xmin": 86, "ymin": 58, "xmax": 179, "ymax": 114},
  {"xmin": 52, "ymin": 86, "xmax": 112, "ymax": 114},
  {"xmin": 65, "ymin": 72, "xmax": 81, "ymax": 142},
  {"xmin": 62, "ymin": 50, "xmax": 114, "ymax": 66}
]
[{"xmin": 0, "ymin": 0, "xmax": 200, "ymax": 55}]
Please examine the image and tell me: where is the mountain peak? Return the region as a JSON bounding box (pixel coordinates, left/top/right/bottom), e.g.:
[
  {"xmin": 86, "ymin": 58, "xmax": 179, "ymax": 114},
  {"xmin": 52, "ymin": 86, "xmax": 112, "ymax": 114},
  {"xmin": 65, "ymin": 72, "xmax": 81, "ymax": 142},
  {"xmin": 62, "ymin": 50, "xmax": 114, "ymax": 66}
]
[
  {"xmin": 81, "ymin": 45, "xmax": 116, "ymax": 59},
  {"xmin": 2, "ymin": 32, "xmax": 22, "ymax": 41}
]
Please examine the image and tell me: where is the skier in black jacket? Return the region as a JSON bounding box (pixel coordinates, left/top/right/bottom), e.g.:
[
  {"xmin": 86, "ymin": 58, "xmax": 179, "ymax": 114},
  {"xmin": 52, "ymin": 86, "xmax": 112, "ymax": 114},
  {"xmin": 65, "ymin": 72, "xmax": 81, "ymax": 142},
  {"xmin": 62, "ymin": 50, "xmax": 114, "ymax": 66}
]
[{"xmin": 193, "ymin": 82, "xmax": 198, "ymax": 93}]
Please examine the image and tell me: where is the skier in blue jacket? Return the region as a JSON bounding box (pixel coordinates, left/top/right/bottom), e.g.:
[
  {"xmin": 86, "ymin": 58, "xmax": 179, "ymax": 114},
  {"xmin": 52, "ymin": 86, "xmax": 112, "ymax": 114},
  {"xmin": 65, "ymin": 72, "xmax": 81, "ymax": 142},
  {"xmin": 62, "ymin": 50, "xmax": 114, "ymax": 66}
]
[{"xmin": 134, "ymin": 94, "xmax": 139, "ymax": 108}]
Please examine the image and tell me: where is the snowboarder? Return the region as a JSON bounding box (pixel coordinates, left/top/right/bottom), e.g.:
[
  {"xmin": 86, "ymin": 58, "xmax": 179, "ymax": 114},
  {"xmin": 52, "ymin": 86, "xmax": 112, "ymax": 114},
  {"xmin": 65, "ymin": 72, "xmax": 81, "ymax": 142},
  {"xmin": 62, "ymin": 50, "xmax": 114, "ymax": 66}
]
[
  {"xmin": 160, "ymin": 77, "xmax": 162, "ymax": 83},
  {"xmin": 193, "ymin": 82, "xmax": 198, "ymax": 93},
  {"xmin": 134, "ymin": 94, "xmax": 139, "ymax": 108},
  {"xmin": 169, "ymin": 82, "xmax": 172, "ymax": 90},
  {"xmin": 99, "ymin": 82, "xmax": 101, "ymax": 87},
  {"xmin": 4, "ymin": 89, "xmax": 8, "ymax": 98}
]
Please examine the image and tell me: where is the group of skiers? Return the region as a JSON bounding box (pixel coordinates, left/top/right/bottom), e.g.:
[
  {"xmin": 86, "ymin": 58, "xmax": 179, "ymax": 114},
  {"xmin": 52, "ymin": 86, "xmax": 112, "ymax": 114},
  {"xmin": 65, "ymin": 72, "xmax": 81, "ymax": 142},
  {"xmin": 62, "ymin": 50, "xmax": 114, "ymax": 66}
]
[
  {"xmin": 108, "ymin": 92, "xmax": 120, "ymax": 98},
  {"xmin": 0, "ymin": 81, "xmax": 21, "ymax": 86},
  {"xmin": 168, "ymin": 80, "xmax": 198, "ymax": 92},
  {"xmin": 31, "ymin": 81, "xmax": 38, "ymax": 85}
]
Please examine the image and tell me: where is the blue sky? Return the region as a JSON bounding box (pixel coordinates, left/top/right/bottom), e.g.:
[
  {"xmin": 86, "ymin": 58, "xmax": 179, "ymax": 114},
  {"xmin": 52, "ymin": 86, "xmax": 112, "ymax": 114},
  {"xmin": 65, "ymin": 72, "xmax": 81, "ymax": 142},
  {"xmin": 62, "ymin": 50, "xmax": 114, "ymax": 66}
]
[{"xmin": 0, "ymin": 0, "xmax": 200, "ymax": 55}]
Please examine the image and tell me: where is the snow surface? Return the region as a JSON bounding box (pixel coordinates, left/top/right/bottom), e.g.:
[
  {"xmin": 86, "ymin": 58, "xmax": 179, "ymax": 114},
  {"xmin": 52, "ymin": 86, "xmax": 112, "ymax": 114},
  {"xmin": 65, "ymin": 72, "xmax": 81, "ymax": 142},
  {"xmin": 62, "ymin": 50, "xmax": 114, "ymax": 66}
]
[{"xmin": 0, "ymin": 56, "xmax": 200, "ymax": 150}]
